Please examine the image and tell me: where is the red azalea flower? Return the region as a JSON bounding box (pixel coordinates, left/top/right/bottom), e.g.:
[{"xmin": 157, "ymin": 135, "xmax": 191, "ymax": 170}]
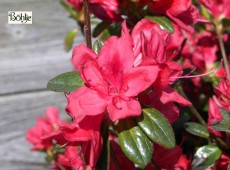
[
  {"xmin": 43, "ymin": 114, "xmax": 104, "ymax": 169},
  {"xmin": 170, "ymin": 154, "xmax": 192, "ymax": 170},
  {"xmin": 121, "ymin": 19, "xmax": 169, "ymax": 66},
  {"xmin": 198, "ymin": 0, "xmax": 230, "ymax": 19},
  {"xmin": 56, "ymin": 146, "xmax": 85, "ymax": 170},
  {"xmin": 122, "ymin": 19, "xmax": 191, "ymax": 123},
  {"xmin": 214, "ymin": 153, "xmax": 230, "ymax": 170},
  {"xmin": 26, "ymin": 107, "xmax": 64, "ymax": 150},
  {"xmin": 207, "ymin": 98, "xmax": 223, "ymax": 137},
  {"xmin": 67, "ymin": 0, "xmax": 122, "ymax": 22},
  {"xmin": 216, "ymin": 65, "xmax": 230, "ymax": 79},
  {"xmin": 140, "ymin": 87, "xmax": 190, "ymax": 123},
  {"xmin": 214, "ymin": 79, "xmax": 230, "ymax": 112},
  {"xmin": 149, "ymin": 0, "xmax": 200, "ymax": 32},
  {"xmin": 153, "ymin": 144, "xmax": 183, "ymax": 169},
  {"xmin": 67, "ymin": 33, "xmax": 158, "ymax": 122}
]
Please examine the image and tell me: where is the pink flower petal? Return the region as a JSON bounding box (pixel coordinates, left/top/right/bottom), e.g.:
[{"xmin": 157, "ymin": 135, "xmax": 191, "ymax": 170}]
[
  {"xmin": 66, "ymin": 87, "xmax": 108, "ymax": 120},
  {"xmin": 97, "ymin": 36, "xmax": 134, "ymax": 87},
  {"xmin": 107, "ymin": 97, "xmax": 141, "ymax": 121},
  {"xmin": 122, "ymin": 65, "xmax": 158, "ymax": 97}
]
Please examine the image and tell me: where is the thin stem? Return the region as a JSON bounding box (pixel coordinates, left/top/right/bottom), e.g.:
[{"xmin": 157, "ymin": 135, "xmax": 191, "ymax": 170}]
[
  {"xmin": 83, "ymin": 0, "xmax": 92, "ymax": 49},
  {"xmin": 217, "ymin": 33, "xmax": 230, "ymax": 79},
  {"xmin": 177, "ymin": 85, "xmax": 207, "ymax": 126}
]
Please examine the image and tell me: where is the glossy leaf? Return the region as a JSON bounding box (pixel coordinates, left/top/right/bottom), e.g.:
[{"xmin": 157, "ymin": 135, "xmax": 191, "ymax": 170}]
[
  {"xmin": 93, "ymin": 40, "xmax": 104, "ymax": 54},
  {"xmin": 211, "ymin": 119, "xmax": 230, "ymax": 132},
  {"xmin": 137, "ymin": 108, "xmax": 175, "ymax": 149},
  {"xmin": 117, "ymin": 118, "xmax": 153, "ymax": 169},
  {"xmin": 192, "ymin": 145, "xmax": 222, "ymax": 170},
  {"xmin": 145, "ymin": 16, "xmax": 174, "ymax": 33},
  {"xmin": 64, "ymin": 29, "xmax": 78, "ymax": 52},
  {"xmin": 93, "ymin": 21, "xmax": 111, "ymax": 37},
  {"xmin": 47, "ymin": 72, "xmax": 84, "ymax": 92},
  {"xmin": 184, "ymin": 122, "xmax": 209, "ymax": 138}
]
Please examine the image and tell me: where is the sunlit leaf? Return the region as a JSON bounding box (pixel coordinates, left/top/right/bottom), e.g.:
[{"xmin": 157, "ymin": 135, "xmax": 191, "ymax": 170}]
[
  {"xmin": 47, "ymin": 72, "xmax": 84, "ymax": 92},
  {"xmin": 145, "ymin": 16, "xmax": 174, "ymax": 33},
  {"xmin": 93, "ymin": 39, "xmax": 104, "ymax": 54},
  {"xmin": 64, "ymin": 29, "xmax": 78, "ymax": 52},
  {"xmin": 192, "ymin": 145, "xmax": 222, "ymax": 170}
]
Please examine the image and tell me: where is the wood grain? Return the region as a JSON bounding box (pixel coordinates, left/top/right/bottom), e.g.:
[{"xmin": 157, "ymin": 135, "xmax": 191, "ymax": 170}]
[
  {"xmin": 0, "ymin": 0, "xmax": 85, "ymax": 169},
  {"xmin": 0, "ymin": 0, "xmax": 84, "ymax": 95}
]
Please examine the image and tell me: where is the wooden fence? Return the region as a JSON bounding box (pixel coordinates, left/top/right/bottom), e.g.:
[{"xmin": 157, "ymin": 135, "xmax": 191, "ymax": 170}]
[{"xmin": 0, "ymin": 0, "xmax": 84, "ymax": 169}]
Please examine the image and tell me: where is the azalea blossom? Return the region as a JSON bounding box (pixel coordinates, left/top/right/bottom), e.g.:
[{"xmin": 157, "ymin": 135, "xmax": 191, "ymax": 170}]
[
  {"xmin": 26, "ymin": 107, "xmax": 64, "ymax": 150},
  {"xmin": 66, "ymin": 0, "xmax": 122, "ymax": 22},
  {"xmin": 66, "ymin": 32, "xmax": 158, "ymax": 122},
  {"xmin": 198, "ymin": 0, "xmax": 230, "ymax": 19},
  {"xmin": 214, "ymin": 79, "xmax": 230, "ymax": 112},
  {"xmin": 207, "ymin": 98, "xmax": 223, "ymax": 136},
  {"xmin": 122, "ymin": 19, "xmax": 191, "ymax": 122},
  {"xmin": 149, "ymin": 0, "xmax": 200, "ymax": 32},
  {"xmin": 43, "ymin": 114, "xmax": 104, "ymax": 169}
]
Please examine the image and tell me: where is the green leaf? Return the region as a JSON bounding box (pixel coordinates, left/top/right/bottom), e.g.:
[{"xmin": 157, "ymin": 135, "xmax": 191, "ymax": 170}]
[
  {"xmin": 47, "ymin": 72, "xmax": 84, "ymax": 92},
  {"xmin": 64, "ymin": 29, "xmax": 78, "ymax": 52},
  {"xmin": 145, "ymin": 16, "xmax": 174, "ymax": 33},
  {"xmin": 101, "ymin": 23, "xmax": 122, "ymax": 41},
  {"xmin": 45, "ymin": 155, "xmax": 54, "ymax": 164},
  {"xmin": 228, "ymin": 163, "xmax": 230, "ymax": 170},
  {"xmin": 117, "ymin": 118, "xmax": 153, "ymax": 169},
  {"xmin": 137, "ymin": 108, "xmax": 175, "ymax": 149},
  {"xmin": 192, "ymin": 145, "xmax": 222, "ymax": 170},
  {"xmin": 93, "ymin": 21, "xmax": 111, "ymax": 37},
  {"xmin": 200, "ymin": 5, "xmax": 211, "ymax": 20},
  {"xmin": 222, "ymin": 18, "xmax": 230, "ymax": 32},
  {"xmin": 93, "ymin": 39, "xmax": 104, "ymax": 54},
  {"xmin": 60, "ymin": 0, "xmax": 77, "ymax": 18},
  {"xmin": 184, "ymin": 122, "xmax": 209, "ymax": 138},
  {"xmin": 220, "ymin": 108, "xmax": 230, "ymax": 119},
  {"xmin": 211, "ymin": 119, "xmax": 230, "ymax": 132}
]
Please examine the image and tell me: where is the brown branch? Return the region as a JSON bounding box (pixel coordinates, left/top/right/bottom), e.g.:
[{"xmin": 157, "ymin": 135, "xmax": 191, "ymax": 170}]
[{"xmin": 83, "ymin": 0, "xmax": 92, "ymax": 49}]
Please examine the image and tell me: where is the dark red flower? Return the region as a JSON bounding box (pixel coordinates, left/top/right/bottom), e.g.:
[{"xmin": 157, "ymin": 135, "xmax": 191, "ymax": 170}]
[{"xmin": 215, "ymin": 79, "xmax": 230, "ymax": 112}]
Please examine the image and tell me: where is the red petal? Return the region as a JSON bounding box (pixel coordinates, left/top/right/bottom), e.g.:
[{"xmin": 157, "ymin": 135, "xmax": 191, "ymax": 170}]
[
  {"xmin": 66, "ymin": 87, "xmax": 108, "ymax": 120},
  {"xmin": 122, "ymin": 65, "xmax": 158, "ymax": 97},
  {"xmin": 45, "ymin": 107, "xmax": 59, "ymax": 124},
  {"xmin": 97, "ymin": 36, "xmax": 134, "ymax": 87},
  {"xmin": 72, "ymin": 44, "xmax": 107, "ymax": 91},
  {"xmin": 107, "ymin": 97, "xmax": 141, "ymax": 121}
]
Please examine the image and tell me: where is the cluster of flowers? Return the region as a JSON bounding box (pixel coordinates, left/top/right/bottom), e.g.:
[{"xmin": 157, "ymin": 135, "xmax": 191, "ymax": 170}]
[{"xmin": 27, "ymin": 0, "xmax": 230, "ymax": 169}]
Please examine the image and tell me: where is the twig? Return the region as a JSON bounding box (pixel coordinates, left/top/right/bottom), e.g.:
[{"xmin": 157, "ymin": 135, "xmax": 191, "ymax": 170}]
[
  {"xmin": 217, "ymin": 33, "xmax": 230, "ymax": 79},
  {"xmin": 83, "ymin": 0, "xmax": 92, "ymax": 49},
  {"xmin": 177, "ymin": 85, "xmax": 207, "ymax": 126}
]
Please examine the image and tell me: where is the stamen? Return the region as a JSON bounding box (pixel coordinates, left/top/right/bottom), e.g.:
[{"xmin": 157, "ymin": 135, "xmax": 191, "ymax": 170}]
[{"xmin": 170, "ymin": 68, "xmax": 216, "ymax": 79}]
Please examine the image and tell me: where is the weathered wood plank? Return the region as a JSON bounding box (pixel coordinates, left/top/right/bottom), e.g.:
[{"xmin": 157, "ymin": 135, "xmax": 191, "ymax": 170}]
[
  {"xmin": 0, "ymin": 91, "xmax": 68, "ymax": 168},
  {"xmin": 0, "ymin": 0, "xmax": 84, "ymax": 95}
]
